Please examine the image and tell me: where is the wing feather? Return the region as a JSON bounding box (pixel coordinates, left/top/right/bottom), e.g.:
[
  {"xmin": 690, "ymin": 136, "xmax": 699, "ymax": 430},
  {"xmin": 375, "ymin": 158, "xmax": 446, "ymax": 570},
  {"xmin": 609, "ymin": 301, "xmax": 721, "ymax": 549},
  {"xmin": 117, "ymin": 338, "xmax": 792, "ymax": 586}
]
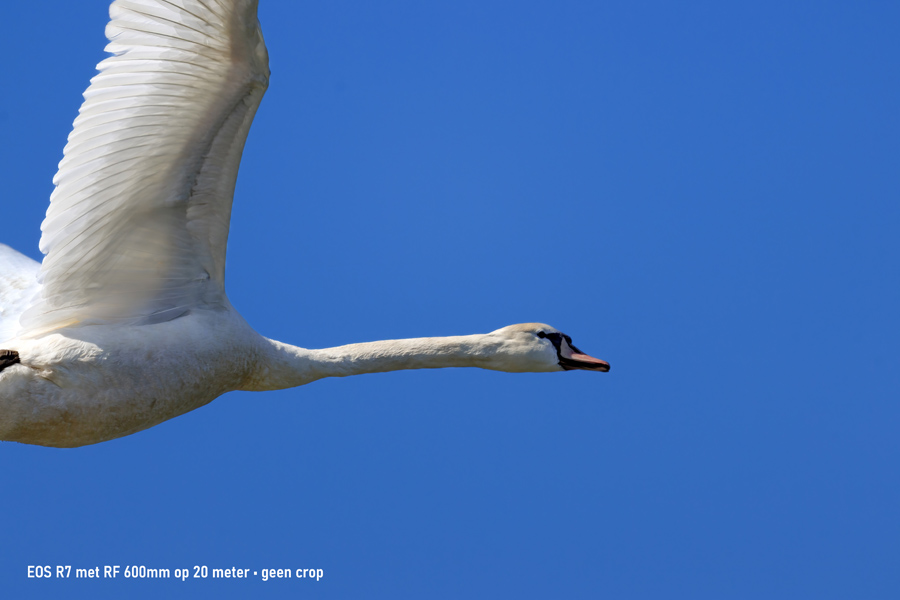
[
  {"xmin": 0, "ymin": 245, "xmax": 41, "ymax": 344},
  {"xmin": 21, "ymin": 0, "xmax": 269, "ymax": 336}
]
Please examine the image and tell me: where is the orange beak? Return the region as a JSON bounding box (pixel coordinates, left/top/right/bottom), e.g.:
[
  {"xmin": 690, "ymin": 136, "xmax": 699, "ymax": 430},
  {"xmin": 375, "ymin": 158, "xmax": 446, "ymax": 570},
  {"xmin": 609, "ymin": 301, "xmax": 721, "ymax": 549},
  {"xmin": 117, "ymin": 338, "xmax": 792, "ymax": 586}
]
[{"xmin": 559, "ymin": 340, "xmax": 610, "ymax": 372}]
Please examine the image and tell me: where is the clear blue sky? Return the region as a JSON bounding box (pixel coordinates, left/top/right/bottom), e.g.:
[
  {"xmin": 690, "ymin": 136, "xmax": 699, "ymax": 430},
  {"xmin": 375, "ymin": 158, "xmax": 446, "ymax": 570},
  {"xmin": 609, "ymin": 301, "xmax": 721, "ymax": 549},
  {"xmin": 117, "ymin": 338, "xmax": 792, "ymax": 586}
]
[{"xmin": 2, "ymin": 1, "xmax": 899, "ymax": 598}]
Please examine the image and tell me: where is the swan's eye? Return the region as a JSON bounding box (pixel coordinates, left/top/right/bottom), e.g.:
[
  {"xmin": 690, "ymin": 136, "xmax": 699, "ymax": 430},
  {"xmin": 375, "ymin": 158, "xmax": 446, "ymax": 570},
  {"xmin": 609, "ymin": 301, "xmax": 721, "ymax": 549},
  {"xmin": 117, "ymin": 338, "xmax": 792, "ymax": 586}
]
[{"xmin": 536, "ymin": 331, "xmax": 547, "ymax": 339}]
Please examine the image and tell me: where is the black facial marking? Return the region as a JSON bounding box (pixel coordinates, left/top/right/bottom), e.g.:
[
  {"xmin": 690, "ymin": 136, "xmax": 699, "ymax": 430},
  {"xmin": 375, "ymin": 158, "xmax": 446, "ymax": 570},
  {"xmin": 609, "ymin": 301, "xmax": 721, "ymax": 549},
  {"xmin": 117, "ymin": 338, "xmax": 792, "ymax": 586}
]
[
  {"xmin": 536, "ymin": 331, "xmax": 591, "ymax": 370},
  {"xmin": 562, "ymin": 334, "xmax": 585, "ymax": 354},
  {"xmin": 0, "ymin": 350, "xmax": 20, "ymax": 373},
  {"xmin": 538, "ymin": 332, "xmax": 567, "ymax": 363},
  {"xmin": 537, "ymin": 330, "xmax": 608, "ymax": 371}
]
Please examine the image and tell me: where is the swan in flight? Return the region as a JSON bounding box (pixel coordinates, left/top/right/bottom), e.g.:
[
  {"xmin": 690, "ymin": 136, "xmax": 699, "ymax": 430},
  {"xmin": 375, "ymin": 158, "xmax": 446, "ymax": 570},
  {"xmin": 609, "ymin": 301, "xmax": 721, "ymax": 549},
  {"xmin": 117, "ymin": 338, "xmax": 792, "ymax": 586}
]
[{"xmin": 0, "ymin": 0, "xmax": 609, "ymax": 448}]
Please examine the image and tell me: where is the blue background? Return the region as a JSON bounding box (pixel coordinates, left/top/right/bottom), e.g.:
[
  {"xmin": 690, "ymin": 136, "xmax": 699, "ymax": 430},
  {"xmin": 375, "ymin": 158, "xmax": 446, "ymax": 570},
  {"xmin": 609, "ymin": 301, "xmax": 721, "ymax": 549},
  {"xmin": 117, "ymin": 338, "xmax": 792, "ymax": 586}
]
[{"xmin": 2, "ymin": 1, "xmax": 899, "ymax": 598}]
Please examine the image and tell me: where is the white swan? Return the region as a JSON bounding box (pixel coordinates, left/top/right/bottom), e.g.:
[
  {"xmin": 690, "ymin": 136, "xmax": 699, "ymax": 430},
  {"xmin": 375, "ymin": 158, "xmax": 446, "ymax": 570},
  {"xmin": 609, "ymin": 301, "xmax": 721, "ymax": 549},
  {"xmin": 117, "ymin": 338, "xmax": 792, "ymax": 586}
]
[{"xmin": 0, "ymin": 0, "xmax": 608, "ymax": 448}]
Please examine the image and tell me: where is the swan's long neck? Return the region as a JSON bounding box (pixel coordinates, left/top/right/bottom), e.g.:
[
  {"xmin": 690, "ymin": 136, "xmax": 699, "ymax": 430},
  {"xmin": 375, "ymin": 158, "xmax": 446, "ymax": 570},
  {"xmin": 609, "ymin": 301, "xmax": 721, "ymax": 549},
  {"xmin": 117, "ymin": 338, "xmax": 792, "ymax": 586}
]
[{"xmin": 244, "ymin": 334, "xmax": 508, "ymax": 392}]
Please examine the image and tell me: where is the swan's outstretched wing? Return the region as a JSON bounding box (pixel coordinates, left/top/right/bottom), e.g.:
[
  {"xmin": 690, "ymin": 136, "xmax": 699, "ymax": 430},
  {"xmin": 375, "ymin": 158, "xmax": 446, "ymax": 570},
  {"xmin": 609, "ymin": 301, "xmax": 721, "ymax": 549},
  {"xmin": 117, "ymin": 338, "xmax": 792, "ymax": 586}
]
[
  {"xmin": 20, "ymin": 0, "xmax": 269, "ymax": 336},
  {"xmin": 0, "ymin": 245, "xmax": 41, "ymax": 344}
]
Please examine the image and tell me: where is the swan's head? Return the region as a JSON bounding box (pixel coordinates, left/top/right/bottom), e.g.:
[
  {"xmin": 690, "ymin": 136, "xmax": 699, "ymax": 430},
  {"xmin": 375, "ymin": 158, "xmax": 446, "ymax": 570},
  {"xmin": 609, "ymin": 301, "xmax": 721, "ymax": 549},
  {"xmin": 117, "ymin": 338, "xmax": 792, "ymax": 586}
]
[{"xmin": 485, "ymin": 323, "xmax": 610, "ymax": 373}]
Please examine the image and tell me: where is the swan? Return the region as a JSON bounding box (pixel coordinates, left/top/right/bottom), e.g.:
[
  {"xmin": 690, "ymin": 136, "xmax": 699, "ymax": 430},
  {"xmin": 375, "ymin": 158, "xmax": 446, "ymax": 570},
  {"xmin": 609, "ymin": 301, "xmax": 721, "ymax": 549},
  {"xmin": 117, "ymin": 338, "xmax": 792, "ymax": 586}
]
[{"xmin": 0, "ymin": 0, "xmax": 609, "ymax": 448}]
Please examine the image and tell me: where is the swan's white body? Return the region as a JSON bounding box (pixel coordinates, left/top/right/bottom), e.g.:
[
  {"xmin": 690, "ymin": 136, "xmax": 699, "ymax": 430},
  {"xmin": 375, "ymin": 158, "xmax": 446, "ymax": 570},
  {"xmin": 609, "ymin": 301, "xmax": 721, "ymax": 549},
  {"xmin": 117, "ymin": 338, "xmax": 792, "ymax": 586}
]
[{"xmin": 0, "ymin": 0, "xmax": 608, "ymax": 448}]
